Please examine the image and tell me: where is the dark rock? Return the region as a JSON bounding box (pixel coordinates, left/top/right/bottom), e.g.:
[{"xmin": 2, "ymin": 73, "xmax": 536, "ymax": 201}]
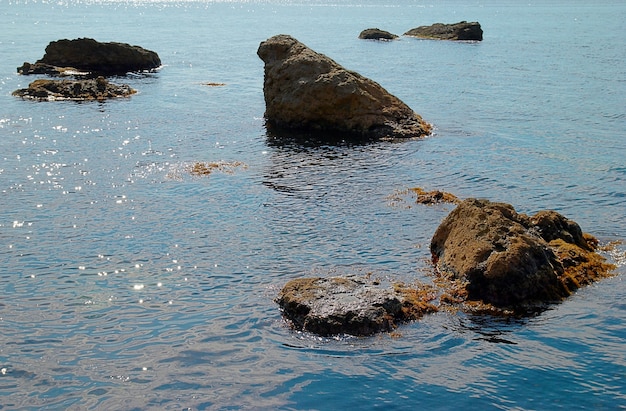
[
  {"xmin": 358, "ymin": 28, "xmax": 398, "ymax": 41},
  {"xmin": 431, "ymin": 199, "xmax": 615, "ymax": 310},
  {"xmin": 276, "ymin": 277, "xmax": 437, "ymax": 336},
  {"xmin": 17, "ymin": 38, "xmax": 161, "ymax": 76},
  {"xmin": 257, "ymin": 34, "xmax": 431, "ymax": 141},
  {"xmin": 404, "ymin": 21, "xmax": 483, "ymax": 41},
  {"xmin": 12, "ymin": 77, "xmax": 136, "ymax": 101}
]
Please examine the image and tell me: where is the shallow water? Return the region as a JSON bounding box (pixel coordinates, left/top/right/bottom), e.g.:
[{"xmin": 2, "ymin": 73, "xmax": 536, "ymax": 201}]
[{"xmin": 1, "ymin": 0, "xmax": 625, "ymax": 409}]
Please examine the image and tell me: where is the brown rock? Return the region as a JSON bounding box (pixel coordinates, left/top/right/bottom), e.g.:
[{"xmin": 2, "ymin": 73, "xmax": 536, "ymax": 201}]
[
  {"xmin": 257, "ymin": 34, "xmax": 431, "ymax": 141},
  {"xmin": 358, "ymin": 28, "xmax": 398, "ymax": 40},
  {"xmin": 404, "ymin": 21, "xmax": 483, "ymax": 41},
  {"xmin": 17, "ymin": 38, "xmax": 161, "ymax": 76},
  {"xmin": 431, "ymin": 198, "xmax": 614, "ymax": 310}
]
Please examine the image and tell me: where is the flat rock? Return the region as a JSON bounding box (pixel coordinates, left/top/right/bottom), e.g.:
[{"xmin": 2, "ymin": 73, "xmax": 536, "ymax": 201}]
[
  {"xmin": 257, "ymin": 34, "xmax": 431, "ymax": 141},
  {"xmin": 12, "ymin": 77, "xmax": 136, "ymax": 101},
  {"xmin": 431, "ymin": 198, "xmax": 615, "ymax": 310},
  {"xmin": 276, "ymin": 277, "xmax": 437, "ymax": 336},
  {"xmin": 17, "ymin": 38, "xmax": 161, "ymax": 76},
  {"xmin": 404, "ymin": 21, "xmax": 483, "ymax": 41},
  {"xmin": 358, "ymin": 28, "xmax": 398, "ymax": 40}
]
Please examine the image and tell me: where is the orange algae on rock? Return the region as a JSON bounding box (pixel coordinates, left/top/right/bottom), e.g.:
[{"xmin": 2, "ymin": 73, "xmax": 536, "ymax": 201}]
[
  {"xmin": 188, "ymin": 161, "xmax": 247, "ymax": 176},
  {"xmin": 392, "ymin": 282, "xmax": 439, "ymax": 320},
  {"xmin": 387, "ymin": 187, "xmax": 460, "ymax": 208}
]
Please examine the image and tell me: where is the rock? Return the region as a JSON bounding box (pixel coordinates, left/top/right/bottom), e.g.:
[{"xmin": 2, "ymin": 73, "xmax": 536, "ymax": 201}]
[
  {"xmin": 430, "ymin": 199, "xmax": 615, "ymax": 310},
  {"xmin": 404, "ymin": 21, "xmax": 483, "ymax": 41},
  {"xmin": 358, "ymin": 28, "xmax": 398, "ymax": 40},
  {"xmin": 257, "ymin": 34, "xmax": 431, "ymax": 140},
  {"xmin": 12, "ymin": 77, "xmax": 136, "ymax": 101},
  {"xmin": 276, "ymin": 277, "xmax": 437, "ymax": 336},
  {"xmin": 17, "ymin": 38, "xmax": 161, "ymax": 76},
  {"xmin": 410, "ymin": 187, "xmax": 461, "ymax": 205}
]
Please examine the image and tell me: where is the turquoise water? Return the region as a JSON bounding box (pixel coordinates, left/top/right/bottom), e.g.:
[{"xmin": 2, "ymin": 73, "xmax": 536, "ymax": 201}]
[{"xmin": 1, "ymin": 0, "xmax": 625, "ymax": 409}]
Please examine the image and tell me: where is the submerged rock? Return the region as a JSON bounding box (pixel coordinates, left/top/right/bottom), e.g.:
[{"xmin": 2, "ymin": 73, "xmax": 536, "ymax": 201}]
[
  {"xmin": 276, "ymin": 277, "xmax": 437, "ymax": 336},
  {"xmin": 431, "ymin": 198, "xmax": 615, "ymax": 310},
  {"xmin": 404, "ymin": 21, "xmax": 483, "ymax": 41},
  {"xmin": 17, "ymin": 38, "xmax": 161, "ymax": 76},
  {"xmin": 358, "ymin": 28, "xmax": 398, "ymax": 40},
  {"xmin": 12, "ymin": 77, "xmax": 136, "ymax": 101},
  {"xmin": 257, "ymin": 34, "xmax": 431, "ymax": 141}
]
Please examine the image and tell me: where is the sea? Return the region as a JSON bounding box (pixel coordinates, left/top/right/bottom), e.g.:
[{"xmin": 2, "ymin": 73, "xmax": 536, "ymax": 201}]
[{"xmin": 0, "ymin": 0, "xmax": 625, "ymax": 409}]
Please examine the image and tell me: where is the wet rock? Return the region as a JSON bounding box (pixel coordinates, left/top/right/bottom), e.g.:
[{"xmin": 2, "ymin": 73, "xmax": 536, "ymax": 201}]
[
  {"xmin": 358, "ymin": 28, "xmax": 398, "ymax": 40},
  {"xmin": 12, "ymin": 77, "xmax": 136, "ymax": 101},
  {"xmin": 276, "ymin": 277, "xmax": 437, "ymax": 336},
  {"xmin": 17, "ymin": 38, "xmax": 161, "ymax": 76},
  {"xmin": 257, "ymin": 34, "xmax": 431, "ymax": 141},
  {"xmin": 404, "ymin": 21, "xmax": 483, "ymax": 41},
  {"xmin": 410, "ymin": 187, "xmax": 461, "ymax": 205},
  {"xmin": 431, "ymin": 198, "xmax": 615, "ymax": 310}
]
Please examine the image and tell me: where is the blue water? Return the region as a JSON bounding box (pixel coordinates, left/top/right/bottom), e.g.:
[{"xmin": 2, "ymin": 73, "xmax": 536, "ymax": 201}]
[{"xmin": 1, "ymin": 0, "xmax": 625, "ymax": 409}]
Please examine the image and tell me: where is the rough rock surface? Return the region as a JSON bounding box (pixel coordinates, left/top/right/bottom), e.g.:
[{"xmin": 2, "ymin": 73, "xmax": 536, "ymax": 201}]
[
  {"xmin": 431, "ymin": 198, "xmax": 614, "ymax": 309},
  {"xmin": 12, "ymin": 77, "xmax": 136, "ymax": 101},
  {"xmin": 257, "ymin": 34, "xmax": 431, "ymax": 140},
  {"xmin": 276, "ymin": 277, "xmax": 437, "ymax": 336},
  {"xmin": 358, "ymin": 28, "xmax": 398, "ymax": 40},
  {"xmin": 404, "ymin": 21, "xmax": 483, "ymax": 41},
  {"xmin": 17, "ymin": 38, "xmax": 161, "ymax": 75}
]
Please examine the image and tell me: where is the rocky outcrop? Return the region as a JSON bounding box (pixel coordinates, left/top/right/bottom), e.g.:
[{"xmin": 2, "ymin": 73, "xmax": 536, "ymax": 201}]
[
  {"xmin": 358, "ymin": 28, "xmax": 398, "ymax": 40},
  {"xmin": 276, "ymin": 277, "xmax": 437, "ymax": 336},
  {"xmin": 12, "ymin": 77, "xmax": 135, "ymax": 101},
  {"xmin": 257, "ymin": 34, "xmax": 431, "ymax": 140},
  {"xmin": 431, "ymin": 199, "xmax": 615, "ymax": 310},
  {"xmin": 404, "ymin": 21, "xmax": 483, "ymax": 41},
  {"xmin": 17, "ymin": 38, "xmax": 161, "ymax": 76}
]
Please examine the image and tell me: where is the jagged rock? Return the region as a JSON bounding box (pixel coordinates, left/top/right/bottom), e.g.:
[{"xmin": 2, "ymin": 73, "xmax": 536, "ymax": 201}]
[
  {"xmin": 12, "ymin": 77, "xmax": 136, "ymax": 101},
  {"xmin": 404, "ymin": 21, "xmax": 483, "ymax": 41},
  {"xmin": 257, "ymin": 34, "xmax": 431, "ymax": 141},
  {"xmin": 17, "ymin": 38, "xmax": 161, "ymax": 76},
  {"xmin": 431, "ymin": 199, "xmax": 615, "ymax": 310},
  {"xmin": 276, "ymin": 277, "xmax": 437, "ymax": 336},
  {"xmin": 358, "ymin": 28, "xmax": 398, "ymax": 40}
]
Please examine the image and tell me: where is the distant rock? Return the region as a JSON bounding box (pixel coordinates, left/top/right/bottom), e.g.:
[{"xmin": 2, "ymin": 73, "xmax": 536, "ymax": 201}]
[
  {"xmin": 276, "ymin": 277, "xmax": 437, "ymax": 336},
  {"xmin": 12, "ymin": 77, "xmax": 136, "ymax": 101},
  {"xmin": 431, "ymin": 199, "xmax": 615, "ymax": 310},
  {"xmin": 17, "ymin": 38, "xmax": 161, "ymax": 76},
  {"xmin": 257, "ymin": 34, "xmax": 431, "ymax": 141},
  {"xmin": 404, "ymin": 21, "xmax": 483, "ymax": 41},
  {"xmin": 358, "ymin": 28, "xmax": 398, "ymax": 40}
]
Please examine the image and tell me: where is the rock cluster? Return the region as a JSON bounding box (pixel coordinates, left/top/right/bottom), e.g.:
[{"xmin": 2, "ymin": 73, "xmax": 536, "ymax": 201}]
[
  {"xmin": 404, "ymin": 21, "xmax": 483, "ymax": 41},
  {"xmin": 13, "ymin": 38, "xmax": 160, "ymax": 101},
  {"xmin": 12, "ymin": 77, "xmax": 135, "ymax": 101},
  {"xmin": 17, "ymin": 38, "xmax": 161, "ymax": 76},
  {"xmin": 431, "ymin": 198, "xmax": 615, "ymax": 310},
  {"xmin": 257, "ymin": 34, "xmax": 431, "ymax": 140}
]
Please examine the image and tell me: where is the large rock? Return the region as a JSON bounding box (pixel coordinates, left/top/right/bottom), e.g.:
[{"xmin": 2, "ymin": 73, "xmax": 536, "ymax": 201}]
[
  {"xmin": 17, "ymin": 38, "xmax": 161, "ymax": 76},
  {"xmin": 358, "ymin": 28, "xmax": 398, "ymax": 40},
  {"xmin": 12, "ymin": 77, "xmax": 136, "ymax": 101},
  {"xmin": 276, "ymin": 277, "xmax": 437, "ymax": 336},
  {"xmin": 431, "ymin": 199, "xmax": 615, "ymax": 309},
  {"xmin": 404, "ymin": 21, "xmax": 483, "ymax": 41},
  {"xmin": 257, "ymin": 34, "xmax": 431, "ymax": 140}
]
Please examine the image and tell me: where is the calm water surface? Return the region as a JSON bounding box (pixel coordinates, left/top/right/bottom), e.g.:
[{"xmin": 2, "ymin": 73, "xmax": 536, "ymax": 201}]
[{"xmin": 1, "ymin": 0, "xmax": 625, "ymax": 409}]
